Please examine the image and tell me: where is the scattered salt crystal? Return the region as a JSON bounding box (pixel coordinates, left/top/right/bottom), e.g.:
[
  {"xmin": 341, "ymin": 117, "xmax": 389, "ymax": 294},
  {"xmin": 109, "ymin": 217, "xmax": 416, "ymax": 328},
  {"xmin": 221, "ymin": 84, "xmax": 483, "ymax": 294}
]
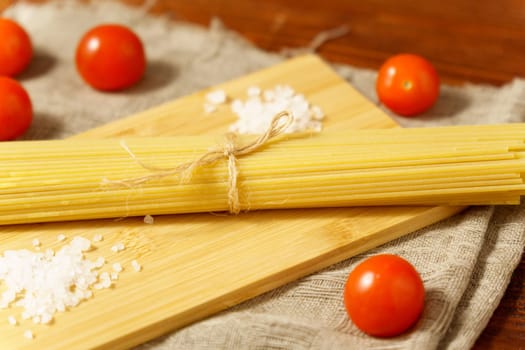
[
  {"xmin": 57, "ymin": 234, "xmax": 66, "ymax": 242},
  {"xmin": 143, "ymin": 214, "xmax": 154, "ymax": 224},
  {"xmin": 274, "ymin": 85, "xmax": 294, "ymax": 98},
  {"xmin": 112, "ymin": 263, "xmax": 123, "ymax": 273},
  {"xmin": 40, "ymin": 314, "xmax": 52, "ymax": 325},
  {"xmin": 92, "ymin": 234, "xmax": 103, "ymax": 242},
  {"xmin": 111, "ymin": 242, "xmax": 125, "ymax": 253},
  {"xmin": 96, "ymin": 272, "xmax": 112, "ymax": 289},
  {"xmin": 206, "ymin": 89, "xmax": 227, "ymax": 105},
  {"xmin": 32, "ymin": 239, "xmax": 41, "ymax": 248},
  {"xmin": 69, "ymin": 296, "xmax": 80, "ymax": 308},
  {"xmin": 8, "ymin": 315, "xmax": 17, "ymax": 326},
  {"xmin": 228, "ymin": 85, "xmax": 324, "ymax": 134},
  {"xmin": 24, "ymin": 330, "xmax": 34, "ymax": 340},
  {"xmin": 94, "ymin": 257, "xmax": 105, "ymax": 268},
  {"xmin": 0, "ymin": 232, "xmax": 146, "ymax": 334},
  {"xmin": 310, "ymin": 105, "xmax": 325, "ymax": 120},
  {"xmin": 71, "ymin": 236, "xmax": 91, "ymax": 251},
  {"xmin": 0, "ymin": 238, "xmax": 100, "ymax": 326},
  {"xmin": 99, "ymin": 272, "xmax": 113, "ymax": 288},
  {"xmin": 131, "ymin": 260, "xmax": 142, "ymax": 272}
]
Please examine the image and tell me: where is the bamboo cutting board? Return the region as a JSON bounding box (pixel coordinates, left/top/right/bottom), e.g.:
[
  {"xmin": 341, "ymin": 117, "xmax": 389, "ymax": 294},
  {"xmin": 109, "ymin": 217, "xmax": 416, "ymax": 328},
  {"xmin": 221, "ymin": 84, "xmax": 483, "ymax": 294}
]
[{"xmin": 0, "ymin": 54, "xmax": 463, "ymax": 350}]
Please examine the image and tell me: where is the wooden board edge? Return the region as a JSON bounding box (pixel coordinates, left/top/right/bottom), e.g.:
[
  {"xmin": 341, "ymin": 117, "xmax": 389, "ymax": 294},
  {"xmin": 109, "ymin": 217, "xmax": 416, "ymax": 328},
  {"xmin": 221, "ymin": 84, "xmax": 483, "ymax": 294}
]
[{"xmin": 98, "ymin": 205, "xmax": 467, "ymax": 350}]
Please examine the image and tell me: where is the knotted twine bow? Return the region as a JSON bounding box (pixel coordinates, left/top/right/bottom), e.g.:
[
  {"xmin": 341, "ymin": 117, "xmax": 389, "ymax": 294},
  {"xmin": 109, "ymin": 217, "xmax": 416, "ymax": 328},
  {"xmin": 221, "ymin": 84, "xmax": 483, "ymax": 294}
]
[{"xmin": 103, "ymin": 111, "xmax": 294, "ymax": 214}]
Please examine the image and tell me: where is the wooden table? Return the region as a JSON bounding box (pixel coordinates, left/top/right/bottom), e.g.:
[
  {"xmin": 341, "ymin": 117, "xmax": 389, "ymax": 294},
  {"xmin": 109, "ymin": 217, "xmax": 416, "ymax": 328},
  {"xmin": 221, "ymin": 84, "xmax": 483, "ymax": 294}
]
[
  {"xmin": 2, "ymin": 1, "xmax": 525, "ymax": 348},
  {"xmin": 143, "ymin": 0, "xmax": 525, "ymax": 86}
]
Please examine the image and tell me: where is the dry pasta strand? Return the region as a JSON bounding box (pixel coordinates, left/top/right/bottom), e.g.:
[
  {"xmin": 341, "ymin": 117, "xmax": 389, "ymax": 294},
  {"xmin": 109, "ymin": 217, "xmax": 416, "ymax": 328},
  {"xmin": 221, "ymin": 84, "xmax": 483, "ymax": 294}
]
[{"xmin": 1, "ymin": 122, "xmax": 525, "ymax": 225}]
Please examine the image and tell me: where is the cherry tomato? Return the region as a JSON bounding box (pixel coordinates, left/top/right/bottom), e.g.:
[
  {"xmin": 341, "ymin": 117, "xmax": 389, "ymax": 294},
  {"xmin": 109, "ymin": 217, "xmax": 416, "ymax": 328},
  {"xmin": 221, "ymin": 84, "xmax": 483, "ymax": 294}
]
[
  {"xmin": 376, "ymin": 53, "xmax": 440, "ymax": 117},
  {"xmin": 343, "ymin": 254, "xmax": 424, "ymax": 337},
  {"xmin": 0, "ymin": 77, "xmax": 33, "ymax": 140},
  {"xmin": 0, "ymin": 18, "xmax": 33, "ymax": 77},
  {"xmin": 75, "ymin": 24, "xmax": 146, "ymax": 91}
]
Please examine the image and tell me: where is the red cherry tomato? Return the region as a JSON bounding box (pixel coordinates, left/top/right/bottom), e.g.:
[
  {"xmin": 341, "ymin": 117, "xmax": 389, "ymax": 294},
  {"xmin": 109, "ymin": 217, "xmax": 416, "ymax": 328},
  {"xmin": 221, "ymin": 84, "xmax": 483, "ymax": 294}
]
[
  {"xmin": 75, "ymin": 24, "xmax": 146, "ymax": 91},
  {"xmin": 0, "ymin": 18, "xmax": 33, "ymax": 77},
  {"xmin": 0, "ymin": 77, "xmax": 33, "ymax": 140},
  {"xmin": 376, "ymin": 53, "xmax": 440, "ymax": 117},
  {"xmin": 343, "ymin": 254, "xmax": 425, "ymax": 337}
]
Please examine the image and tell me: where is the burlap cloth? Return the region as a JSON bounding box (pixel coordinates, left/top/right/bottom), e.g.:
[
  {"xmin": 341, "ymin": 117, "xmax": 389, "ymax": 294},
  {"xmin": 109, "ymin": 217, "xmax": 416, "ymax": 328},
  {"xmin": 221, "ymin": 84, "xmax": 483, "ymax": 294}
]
[{"xmin": 4, "ymin": 1, "xmax": 525, "ymax": 349}]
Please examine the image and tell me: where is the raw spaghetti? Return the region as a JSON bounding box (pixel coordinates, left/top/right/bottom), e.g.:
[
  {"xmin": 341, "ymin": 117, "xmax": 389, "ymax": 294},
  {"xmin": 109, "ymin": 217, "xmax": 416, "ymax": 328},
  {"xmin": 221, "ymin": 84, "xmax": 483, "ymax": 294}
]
[{"xmin": 0, "ymin": 115, "xmax": 524, "ymax": 225}]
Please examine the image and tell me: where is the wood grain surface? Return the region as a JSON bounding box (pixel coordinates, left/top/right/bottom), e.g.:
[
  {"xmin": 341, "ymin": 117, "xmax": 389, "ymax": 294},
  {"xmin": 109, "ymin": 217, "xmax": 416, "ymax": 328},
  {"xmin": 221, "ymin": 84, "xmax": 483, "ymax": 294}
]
[
  {"xmin": 138, "ymin": 0, "xmax": 525, "ymax": 86},
  {"xmin": 0, "ymin": 54, "xmax": 466, "ymax": 350},
  {"xmin": 2, "ymin": 1, "xmax": 524, "ymax": 349}
]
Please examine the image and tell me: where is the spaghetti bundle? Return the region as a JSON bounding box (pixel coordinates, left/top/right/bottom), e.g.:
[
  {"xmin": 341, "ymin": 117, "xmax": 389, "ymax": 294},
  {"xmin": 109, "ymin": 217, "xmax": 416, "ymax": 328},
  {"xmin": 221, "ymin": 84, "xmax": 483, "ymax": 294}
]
[{"xmin": 1, "ymin": 120, "xmax": 524, "ymax": 225}]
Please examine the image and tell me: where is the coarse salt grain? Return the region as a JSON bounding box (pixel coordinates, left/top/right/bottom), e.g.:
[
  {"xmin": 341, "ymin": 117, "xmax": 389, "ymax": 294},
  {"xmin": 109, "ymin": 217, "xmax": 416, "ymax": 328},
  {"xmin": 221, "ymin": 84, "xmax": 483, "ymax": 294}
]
[
  {"xmin": 57, "ymin": 234, "xmax": 66, "ymax": 242},
  {"xmin": 24, "ymin": 330, "xmax": 34, "ymax": 340},
  {"xmin": 1, "ymin": 234, "xmax": 143, "ymax": 340},
  {"xmin": 71, "ymin": 236, "xmax": 91, "ymax": 251},
  {"xmin": 40, "ymin": 314, "xmax": 52, "ymax": 325},
  {"xmin": 94, "ymin": 257, "xmax": 105, "ymax": 268},
  {"xmin": 101, "ymin": 279, "xmax": 112, "ymax": 289},
  {"xmin": 32, "ymin": 239, "xmax": 41, "ymax": 248},
  {"xmin": 92, "ymin": 234, "xmax": 103, "ymax": 242},
  {"xmin": 112, "ymin": 263, "xmax": 123, "ymax": 273},
  {"xmin": 143, "ymin": 214, "xmax": 154, "ymax": 224},
  {"xmin": 310, "ymin": 105, "xmax": 325, "ymax": 120},
  {"xmin": 99, "ymin": 272, "xmax": 112, "ymax": 289},
  {"xmin": 228, "ymin": 85, "xmax": 325, "ymax": 134},
  {"xmin": 8, "ymin": 315, "xmax": 17, "ymax": 326},
  {"xmin": 0, "ymin": 236, "xmax": 99, "ymax": 326},
  {"xmin": 110, "ymin": 242, "xmax": 125, "ymax": 253},
  {"xmin": 205, "ymin": 89, "xmax": 227, "ymax": 105},
  {"xmin": 131, "ymin": 259, "xmax": 142, "ymax": 272}
]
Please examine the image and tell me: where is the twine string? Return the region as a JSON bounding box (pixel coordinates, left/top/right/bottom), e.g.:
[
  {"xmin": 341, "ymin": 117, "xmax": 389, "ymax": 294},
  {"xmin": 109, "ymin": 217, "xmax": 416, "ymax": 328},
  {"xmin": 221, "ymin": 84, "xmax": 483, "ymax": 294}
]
[{"xmin": 102, "ymin": 111, "xmax": 294, "ymax": 214}]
